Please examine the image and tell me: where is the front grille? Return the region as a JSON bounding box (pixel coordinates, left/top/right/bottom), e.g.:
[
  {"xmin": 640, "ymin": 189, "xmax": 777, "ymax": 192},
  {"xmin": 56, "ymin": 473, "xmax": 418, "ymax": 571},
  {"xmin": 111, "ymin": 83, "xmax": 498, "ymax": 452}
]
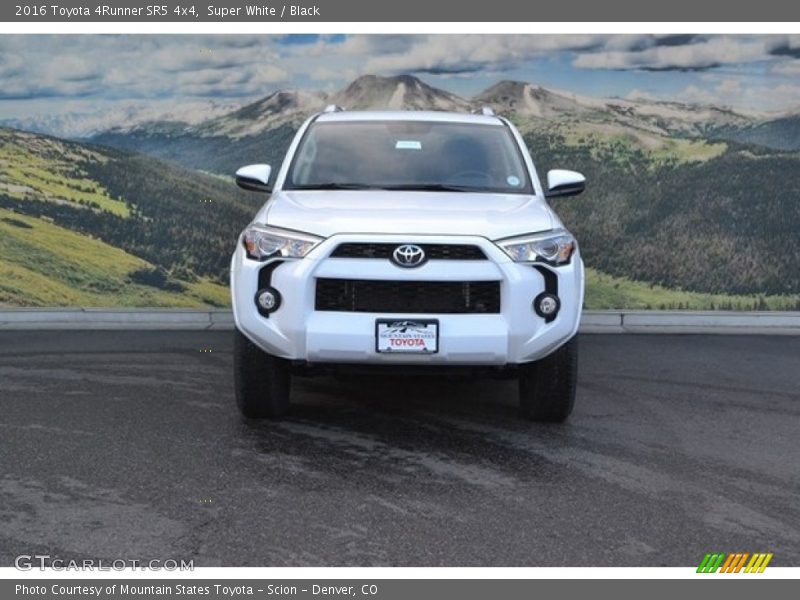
[
  {"xmin": 315, "ymin": 278, "xmax": 500, "ymax": 314},
  {"xmin": 330, "ymin": 243, "xmax": 487, "ymax": 260}
]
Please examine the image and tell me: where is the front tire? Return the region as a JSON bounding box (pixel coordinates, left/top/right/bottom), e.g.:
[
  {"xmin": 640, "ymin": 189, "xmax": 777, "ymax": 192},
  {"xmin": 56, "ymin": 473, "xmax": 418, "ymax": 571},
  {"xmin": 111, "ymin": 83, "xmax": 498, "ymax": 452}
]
[
  {"xmin": 233, "ymin": 329, "xmax": 291, "ymax": 419},
  {"xmin": 518, "ymin": 337, "xmax": 578, "ymax": 422}
]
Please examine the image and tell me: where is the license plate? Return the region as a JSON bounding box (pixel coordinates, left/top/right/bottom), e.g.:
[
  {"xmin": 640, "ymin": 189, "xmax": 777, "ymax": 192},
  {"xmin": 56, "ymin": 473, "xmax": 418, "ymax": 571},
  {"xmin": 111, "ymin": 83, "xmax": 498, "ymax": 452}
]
[{"xmin": 375, "ymin": 319, "xmax": 439, "ymax": 354}]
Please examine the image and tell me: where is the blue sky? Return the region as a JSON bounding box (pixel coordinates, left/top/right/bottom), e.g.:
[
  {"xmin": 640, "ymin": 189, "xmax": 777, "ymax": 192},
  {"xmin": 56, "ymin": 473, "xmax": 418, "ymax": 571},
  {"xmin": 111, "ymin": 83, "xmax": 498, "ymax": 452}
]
[{"xmin": 1, "ymin": 34, "xmax": 799, "ymax": 125}]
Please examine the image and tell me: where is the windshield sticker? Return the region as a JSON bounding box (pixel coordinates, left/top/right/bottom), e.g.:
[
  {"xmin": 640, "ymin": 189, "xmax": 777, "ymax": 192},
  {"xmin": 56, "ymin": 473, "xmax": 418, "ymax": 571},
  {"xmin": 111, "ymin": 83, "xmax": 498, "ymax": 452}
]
[
  {"xmin": 507, "ymin": 175, "xmax": 521, "ymax": 187},
  {"xmin": 395, "ymin": 140, "xmax": 422, "ymax": 150}
]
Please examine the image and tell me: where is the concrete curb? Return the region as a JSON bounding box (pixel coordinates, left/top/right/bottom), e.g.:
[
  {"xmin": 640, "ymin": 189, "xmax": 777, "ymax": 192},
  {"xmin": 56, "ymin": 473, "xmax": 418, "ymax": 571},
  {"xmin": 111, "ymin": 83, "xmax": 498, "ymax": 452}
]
[
  {"xmin": 579, "ymin": 310, "xmax": 800, "ymax": 335},
  {"xmin": 0, "ymin": 308, "xmax": 235, "ymax": 331},
  {"xmin": 0, "ymin": 308, "xmax": 799, "ymax": 334}
]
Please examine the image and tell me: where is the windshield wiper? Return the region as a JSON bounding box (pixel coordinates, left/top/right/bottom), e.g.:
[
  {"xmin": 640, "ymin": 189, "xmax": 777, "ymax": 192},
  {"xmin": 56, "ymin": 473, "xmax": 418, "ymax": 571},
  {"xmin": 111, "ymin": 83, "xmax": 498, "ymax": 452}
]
[
  {"xmin": 293, "ymin": 182, "xmax": 377, "ymax": 190},
  {"xmin": 292, "ymin": 182, "xmax": 482, "ymax": 192},
  {"xmin": 379, "ymin": 183, "xmax": 477, "ymax": 192}
]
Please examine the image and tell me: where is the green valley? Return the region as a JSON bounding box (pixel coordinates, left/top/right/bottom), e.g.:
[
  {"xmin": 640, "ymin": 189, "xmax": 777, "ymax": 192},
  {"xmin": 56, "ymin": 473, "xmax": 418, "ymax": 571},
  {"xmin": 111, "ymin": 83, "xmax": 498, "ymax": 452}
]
[
  {"xmin": 0, "ymin": 207, "xmax": 228, "ymax": 307},
  {"xmin": 585, "ymin": 268, "xmax": 799, "ymax": 311},
  {"xmin": 0, "ymin": 130, "xmax": 130, "ymax": 217}
]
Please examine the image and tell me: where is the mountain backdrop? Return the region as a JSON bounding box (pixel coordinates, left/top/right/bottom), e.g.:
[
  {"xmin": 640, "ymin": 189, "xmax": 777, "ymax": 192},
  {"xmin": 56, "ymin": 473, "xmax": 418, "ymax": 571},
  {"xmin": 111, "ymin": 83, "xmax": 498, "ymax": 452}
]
[{"xmin": 2, "ymin": 74, "xmax": 799, "ymax": 309}]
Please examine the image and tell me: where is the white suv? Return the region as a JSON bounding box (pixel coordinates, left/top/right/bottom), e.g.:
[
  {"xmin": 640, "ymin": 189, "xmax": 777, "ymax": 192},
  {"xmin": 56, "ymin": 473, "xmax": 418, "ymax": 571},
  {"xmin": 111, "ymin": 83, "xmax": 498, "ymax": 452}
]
[{"xmin": 230, "ymin": 108, "xmax": 586, "ymax": 421}]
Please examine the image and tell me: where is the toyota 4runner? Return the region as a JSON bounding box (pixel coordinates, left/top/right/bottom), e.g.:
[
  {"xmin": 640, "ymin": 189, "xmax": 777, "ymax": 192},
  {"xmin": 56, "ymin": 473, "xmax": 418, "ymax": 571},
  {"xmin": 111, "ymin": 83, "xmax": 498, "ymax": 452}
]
[{"xmin": 230, "ymin": 107, "xmax": 586, "ymax": 421}]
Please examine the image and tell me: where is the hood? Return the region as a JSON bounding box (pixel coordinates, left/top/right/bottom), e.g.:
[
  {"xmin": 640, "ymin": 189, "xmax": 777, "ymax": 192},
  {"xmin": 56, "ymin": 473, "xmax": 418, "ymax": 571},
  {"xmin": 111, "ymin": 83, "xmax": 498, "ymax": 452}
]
[{"xmin": 260, "ymin": 190, "xmax": 555, "ymax": 239}]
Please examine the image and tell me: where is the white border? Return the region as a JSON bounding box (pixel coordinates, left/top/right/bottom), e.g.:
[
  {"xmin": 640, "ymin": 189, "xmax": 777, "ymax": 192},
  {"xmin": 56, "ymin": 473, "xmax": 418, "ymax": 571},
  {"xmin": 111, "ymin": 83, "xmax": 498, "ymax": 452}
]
[
  {"xmin": 1, "ymin": 22, "xmax": 800, "ymax": 34},
  {"xmin": 2, "ymin": 567, "xmax": 799, "ymax": 579},
  {"xmin": 1, "ymin": 18, "xmax": 798, "ymax": 581}
]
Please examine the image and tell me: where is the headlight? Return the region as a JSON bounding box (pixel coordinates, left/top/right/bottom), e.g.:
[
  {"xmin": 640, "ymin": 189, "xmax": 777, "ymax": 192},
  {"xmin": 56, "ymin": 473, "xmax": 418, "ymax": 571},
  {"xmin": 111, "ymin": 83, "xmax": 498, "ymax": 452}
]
[
  {"xmin": 242, "ymin": 225, "xmax": 323, "ymax": 260},
  {"xmin": 496, "ymin": 229, "xmax": 576, "ymax": 265}
]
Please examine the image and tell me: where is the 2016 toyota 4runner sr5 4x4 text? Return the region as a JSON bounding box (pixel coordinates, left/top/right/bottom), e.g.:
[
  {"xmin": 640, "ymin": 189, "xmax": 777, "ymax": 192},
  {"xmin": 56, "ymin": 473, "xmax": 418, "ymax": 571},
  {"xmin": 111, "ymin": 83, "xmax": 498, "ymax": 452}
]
[{"xmin": 230, "ymin": 107, "xmax": 586, "ymax": 421}]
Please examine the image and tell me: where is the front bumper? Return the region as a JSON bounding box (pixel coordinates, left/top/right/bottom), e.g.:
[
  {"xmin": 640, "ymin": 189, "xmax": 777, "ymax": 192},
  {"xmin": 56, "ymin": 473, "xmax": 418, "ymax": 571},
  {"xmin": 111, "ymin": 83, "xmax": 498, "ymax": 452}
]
[{"xmin": 231, "ymin": 233, "xmax": 584, "ymax": 365}]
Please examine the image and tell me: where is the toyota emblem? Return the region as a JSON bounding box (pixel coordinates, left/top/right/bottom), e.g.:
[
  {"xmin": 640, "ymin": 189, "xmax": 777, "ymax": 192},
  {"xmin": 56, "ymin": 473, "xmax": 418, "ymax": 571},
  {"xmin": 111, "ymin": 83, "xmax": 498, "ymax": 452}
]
[{"xmin": 392, "ymin": 244, "xmax": 427, "ymax": 268}]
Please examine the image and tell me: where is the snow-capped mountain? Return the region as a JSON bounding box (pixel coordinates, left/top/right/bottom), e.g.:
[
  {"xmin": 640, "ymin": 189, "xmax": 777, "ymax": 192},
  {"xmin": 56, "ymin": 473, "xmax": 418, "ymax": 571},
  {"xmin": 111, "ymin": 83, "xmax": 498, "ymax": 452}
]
[
  {"xmin": 332, "ymin": 74, "xmax": 471, "ymax": 112},
  {"xmin": 474, "ymin": 79, "xmax": 756, "ymax": 137},
  {"xmin": 474, "ymin": 81, "xmax": 590, "ymax": 118},
  {"xmin": 193, "ymin": 90, "xmax": 329, "ymax": 138}
]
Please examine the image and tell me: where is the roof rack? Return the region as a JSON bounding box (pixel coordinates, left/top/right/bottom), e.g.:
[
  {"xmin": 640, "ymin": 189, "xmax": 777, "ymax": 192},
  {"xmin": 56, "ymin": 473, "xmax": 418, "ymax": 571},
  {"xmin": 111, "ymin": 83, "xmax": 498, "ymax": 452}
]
[
  {"xmin": 472, "ymin": 107, "xmax": 495, "ymax": 116},
  {"xmin": 323, "ymin": 104, "xmax": 345, "ymax": 113}
]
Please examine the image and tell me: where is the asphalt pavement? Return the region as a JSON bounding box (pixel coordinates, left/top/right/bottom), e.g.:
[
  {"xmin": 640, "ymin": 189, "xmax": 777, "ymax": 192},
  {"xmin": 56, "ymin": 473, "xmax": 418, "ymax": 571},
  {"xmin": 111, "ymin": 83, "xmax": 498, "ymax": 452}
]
[{"xmin": 0, "ymin": 331, "xmax": 798, "ymax": 567}]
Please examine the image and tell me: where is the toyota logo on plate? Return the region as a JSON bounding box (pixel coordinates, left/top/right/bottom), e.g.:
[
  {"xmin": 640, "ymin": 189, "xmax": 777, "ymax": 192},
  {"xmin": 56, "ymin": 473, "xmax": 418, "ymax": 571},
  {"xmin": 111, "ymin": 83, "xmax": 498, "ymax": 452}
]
[{"xmin": 392, "ymin": 244, "xmax": 427, "ymax": 268}]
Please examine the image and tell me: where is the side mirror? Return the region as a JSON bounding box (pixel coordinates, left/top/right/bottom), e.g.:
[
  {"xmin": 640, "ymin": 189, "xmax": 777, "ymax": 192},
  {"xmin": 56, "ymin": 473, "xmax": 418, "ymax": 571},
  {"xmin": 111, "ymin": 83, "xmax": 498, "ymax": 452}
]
[
  {"xmin": 545, "ymin": 169, "xmax": 585, "ymax": 198},
  {"xmin": 235, "ymin": 164, "xmax": 272, "ymax": 193}
]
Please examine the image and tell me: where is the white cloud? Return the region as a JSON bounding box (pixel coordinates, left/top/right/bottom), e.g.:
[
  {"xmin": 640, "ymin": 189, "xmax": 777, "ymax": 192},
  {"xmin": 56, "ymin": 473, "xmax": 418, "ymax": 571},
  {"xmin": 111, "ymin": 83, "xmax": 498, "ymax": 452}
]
[
  {"xmin": 673, "ymin": 77, "xmax": 800, "ymax": 112},
  {"xmin": 359, "ymin": 35, "xmax": 615, "ymax": 74},
  {"xmin": 1, "ymin": 34, "xmax": 800, "ymax": 117},
  {"xmin": 675, "ymin": 84, "xmax": 724, "ymax": 106},
  {"xmin": 772, "ymin": 61, "xmax": 800, "ymax": 77},
  {"xmin": 0, "ymin": 52, "xmax": 25, "ymax": 78},
  {"xmin": 0, "ymin": 35, "xmax": 290, "ymax": 101},
  {"xmin": 43, "ymin": 56, "xmax": 102, "ymax": 83},
  {"xmin": 309, "ymin": 66, "xmax": 358, "ymax": 82},
  {"xmin": 573, "ymin": 37, "xmax": 769, "ymax": 71},
  {"xmin": 766, "ymin": 35, "xmax": 800, "ymax": 57}
]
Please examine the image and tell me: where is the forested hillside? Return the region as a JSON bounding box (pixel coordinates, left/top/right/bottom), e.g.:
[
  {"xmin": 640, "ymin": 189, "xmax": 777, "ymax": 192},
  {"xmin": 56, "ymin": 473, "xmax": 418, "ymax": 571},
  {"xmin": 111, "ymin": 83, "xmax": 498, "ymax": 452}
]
[
  {"xmin": 524, "ymin": 128, "xmax": 800, "ymax": 296},
  {"xmin": 91, "ymin": 124, "xmax": 297, "ymax": 177},
  {"xmin": 713, "ymin": 115, "xmax": 800, "ymax": 151},
  {"xmin": 0, "ymin": 127, "xmax": 258, "ymax": 306}
]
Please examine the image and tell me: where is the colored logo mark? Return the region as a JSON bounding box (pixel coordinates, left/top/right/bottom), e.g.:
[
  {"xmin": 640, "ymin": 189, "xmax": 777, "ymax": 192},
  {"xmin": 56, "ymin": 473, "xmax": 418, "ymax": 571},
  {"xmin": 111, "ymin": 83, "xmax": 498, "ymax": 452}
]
[{"xmin": 697, "ymin": 552, "xmax": 773, "ymax": 573}]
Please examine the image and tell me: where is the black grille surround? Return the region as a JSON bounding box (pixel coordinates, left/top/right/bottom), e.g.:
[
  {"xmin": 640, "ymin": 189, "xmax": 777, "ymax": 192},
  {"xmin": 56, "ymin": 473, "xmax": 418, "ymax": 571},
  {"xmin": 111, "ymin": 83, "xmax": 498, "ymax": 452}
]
[
  {"xmin": 330, "ymin": 243, "xmax": 487, "ymax": 261},
  {"xmin": 315, "ymin": 278, "xmax": 501, "ymax": 314}
]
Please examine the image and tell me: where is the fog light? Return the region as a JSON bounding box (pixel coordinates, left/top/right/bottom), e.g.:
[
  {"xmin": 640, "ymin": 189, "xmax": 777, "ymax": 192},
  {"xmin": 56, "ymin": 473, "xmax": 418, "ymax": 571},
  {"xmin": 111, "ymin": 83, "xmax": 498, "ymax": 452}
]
[
  {"xmin": 534, "ymin": 293, "xmax": 560, "ymax": 319},
  {"xmin": 255, "ymin": 287, "xmax": 281, "ymax": 314}
]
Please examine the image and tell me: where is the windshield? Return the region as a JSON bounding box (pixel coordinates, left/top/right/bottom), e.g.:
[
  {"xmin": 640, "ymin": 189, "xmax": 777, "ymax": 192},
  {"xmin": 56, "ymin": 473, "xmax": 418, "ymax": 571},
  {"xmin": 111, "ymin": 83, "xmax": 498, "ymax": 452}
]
[{"xmin": 285, "ymin": 120, "xmax": 534, "ymax": 194}]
